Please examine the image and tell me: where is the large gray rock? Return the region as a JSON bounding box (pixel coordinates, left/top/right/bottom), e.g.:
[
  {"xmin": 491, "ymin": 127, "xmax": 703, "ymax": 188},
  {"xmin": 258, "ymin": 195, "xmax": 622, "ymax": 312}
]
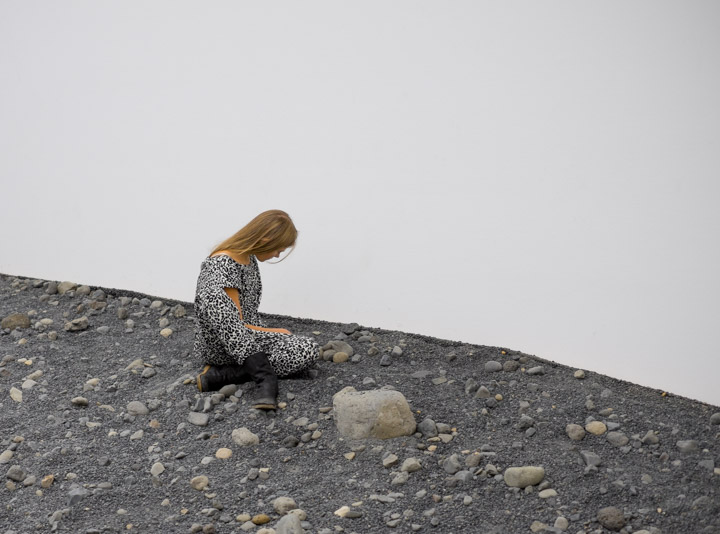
[
  {"xmin": 503, "ymin": 466, "xmax": 545, "ymax": 488},
  {"xmin": 333, "ymin": 387, "xmax": 416, "ymax": 439}
]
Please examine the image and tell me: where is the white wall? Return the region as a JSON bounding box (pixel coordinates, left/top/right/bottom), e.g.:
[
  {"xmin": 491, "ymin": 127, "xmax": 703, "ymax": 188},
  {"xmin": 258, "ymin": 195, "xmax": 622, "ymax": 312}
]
[{"xmin": 1, "ymin": 1, "xmax": 719, "ymax": 406}]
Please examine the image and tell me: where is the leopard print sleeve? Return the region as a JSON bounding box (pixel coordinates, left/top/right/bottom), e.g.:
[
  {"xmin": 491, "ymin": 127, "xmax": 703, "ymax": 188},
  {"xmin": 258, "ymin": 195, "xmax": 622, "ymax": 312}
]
[{"xmin": 194, "ymin": 255, "xmax": 256, "ymax": 364}]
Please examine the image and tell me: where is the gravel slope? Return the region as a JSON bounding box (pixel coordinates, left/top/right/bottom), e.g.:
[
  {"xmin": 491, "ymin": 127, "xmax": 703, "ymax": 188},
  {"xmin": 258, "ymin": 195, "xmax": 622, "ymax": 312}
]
[{"xmin": 1, "ymin": 273, "xmax": 718, "ymax": 534}]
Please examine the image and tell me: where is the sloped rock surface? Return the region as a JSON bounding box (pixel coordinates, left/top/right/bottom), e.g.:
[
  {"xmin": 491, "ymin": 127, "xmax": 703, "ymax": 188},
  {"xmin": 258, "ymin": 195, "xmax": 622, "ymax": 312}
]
[{"xmin": 0, "ymin": 273, "xmax": 719, "ymax": 533}]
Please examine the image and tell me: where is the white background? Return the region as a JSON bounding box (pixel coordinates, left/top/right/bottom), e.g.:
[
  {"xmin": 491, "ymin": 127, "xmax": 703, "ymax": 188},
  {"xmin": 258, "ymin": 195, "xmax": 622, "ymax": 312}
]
[{"xmin": 1, "ymin": 1, "xmax": 719, "ymax": 406}]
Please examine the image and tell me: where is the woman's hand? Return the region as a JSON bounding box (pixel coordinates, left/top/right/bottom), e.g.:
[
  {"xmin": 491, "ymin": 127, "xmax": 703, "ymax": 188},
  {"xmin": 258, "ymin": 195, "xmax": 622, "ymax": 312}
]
[{"xmin": 246, "ymin": 324, "xmax": 292, "ymax": 335}]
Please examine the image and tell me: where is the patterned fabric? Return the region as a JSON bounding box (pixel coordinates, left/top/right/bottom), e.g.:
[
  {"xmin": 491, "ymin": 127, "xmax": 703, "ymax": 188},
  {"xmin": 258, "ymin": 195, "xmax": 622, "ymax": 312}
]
[{"xmin": 192, "ymin": 254, "xmax": 319, "ymax": 376}]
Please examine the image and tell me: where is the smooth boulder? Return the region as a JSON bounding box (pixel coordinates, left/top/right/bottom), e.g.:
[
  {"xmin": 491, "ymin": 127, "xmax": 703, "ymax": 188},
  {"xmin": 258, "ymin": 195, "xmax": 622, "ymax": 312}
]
[{"xmin": 333, "ymin": 387, "xmax": 416, "ymax": 439}]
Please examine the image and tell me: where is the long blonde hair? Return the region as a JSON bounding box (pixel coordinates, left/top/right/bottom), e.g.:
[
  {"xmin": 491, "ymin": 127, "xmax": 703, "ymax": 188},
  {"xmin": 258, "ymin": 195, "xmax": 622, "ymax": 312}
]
[{"xmin": 212, "ymin": 210, "xmax": 297, "ymax": 260}]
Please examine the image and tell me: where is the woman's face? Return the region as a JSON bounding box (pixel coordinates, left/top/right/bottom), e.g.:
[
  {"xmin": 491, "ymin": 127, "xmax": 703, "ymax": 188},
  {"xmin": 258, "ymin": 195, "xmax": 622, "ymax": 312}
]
[{"xmin": 255, "ymin": 248, "xmax": 288, "ymax": 262}]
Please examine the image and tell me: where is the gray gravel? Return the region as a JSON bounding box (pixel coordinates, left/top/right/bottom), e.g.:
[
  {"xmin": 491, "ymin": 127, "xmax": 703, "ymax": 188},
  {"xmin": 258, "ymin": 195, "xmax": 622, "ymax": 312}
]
[{"xmin": 1, "ymin": 272, "xmax": 719, "ymax": 534}]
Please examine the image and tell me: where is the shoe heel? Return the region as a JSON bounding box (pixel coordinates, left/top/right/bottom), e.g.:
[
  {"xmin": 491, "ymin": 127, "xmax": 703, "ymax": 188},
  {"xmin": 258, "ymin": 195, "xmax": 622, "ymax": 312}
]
[{"xmin": 197, "ymin": 365, "xmax": 212, "ymax": 392}]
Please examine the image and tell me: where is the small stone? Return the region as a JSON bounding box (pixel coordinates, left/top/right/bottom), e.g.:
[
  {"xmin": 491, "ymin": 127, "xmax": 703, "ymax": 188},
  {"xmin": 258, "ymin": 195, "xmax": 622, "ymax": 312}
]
[
  {"xmin": 215, "ymin": 448, "xmax": 232, "ymax": 459},
  {"xmin": 585, "ymin": 421, "xmax": 607, "ymax": 435},
  {"xmin": 503, "ymin": 466, "xmax": 545, "ymax": 488},
  {"xmin": 391, "ymin": 346, "xmax": 403, "ymax": 356},
  {"xmin": 141, "ymin": 367, "xmax": 156, "ymax": 379},
  {"xmin": 554, "ymin": 516, "xmax": 569, "ymax": 530},
  {"xmin": 127, "ymin": 401, "xmax": 149, "ymax": 416},
  {"xmin": 9, "ymin": 387, "xmax": 22, "ymax": 403},
  {"xmin": 273, "ymin": 496, "xmax": 297, "ymax": 514},
  {"xmin": 383, "ymin": 454, "xmax": 399, "ymax": 468},
  {"xmin": 597, "ymin": 506, "xmax": 625, "ymax": 531},
  {"xmin": 64, "ymin": 316, "xmax": 89, "ymax": 331},
  {"xmin": 160, "ymin": 328, "xmax": 173, "ymax": 338},
  {"xmin": 710, "ymin": 413, "xmax": 720, "ymax": 425},
  {"xmin": 530, "ymin": 521, "xmax": 548, "ymax": 533},
  {"xmin": 607, "ymin": 431, "xmax": 629, "ymax": 447},
  {"xmin": 150, "ymin": 462, "xmax": 165, "ymax": 476},
  {"xmin": 190, "ymin": 475, "xmax": 209, "ymax": 490},
  {"xmin": 41, "ymin": 474, "xmax": 55, "ymax": 488},
  {"xmin": 580, "ymin": 450, "xmax": 602, "ymax": 467},
  {"xmin": 526, "ymin": 366, "xmax": 544, "ymax": 375},
  {"xmin": 538, "ymin": 488, "xmax": 557, "ymax": 499},
  {"xmin": 566, "ymin": 424, "xmax": 585, "ymax": 441},
  {"xmin": 574, "ymin": 369, "xmax": 586, "ymax": 379},
  {"xmin": 188, "ymin": 413, "xmax": 209, "ymax": 427},
  {"xmin": 232, "ymin": 427, "xmax": 260, "ymax": 446},
  {"xmin": 6, "ymin": 465, "xmax": 26, "ymax": 482},
  {"xmin": 71, "ymin": 397, "xmax": 89, "ymax": 407},
  {"xmin": 401, "ymin": 458, "xmax": 422, "ymax": 473},
  {"xmin": 677, "ymin": 440, "xmax": 698, "ymax": 453},
  {"xmin": 485, "ymin": 361, "xmax": 502, "ymax": 372},
  {"xmin": 252, "ymin": 514, "xmax": 271, "ymax": 525},
  {"xmin": 332, "ymin": 351, "xmax": 349, "ymax": 363}
]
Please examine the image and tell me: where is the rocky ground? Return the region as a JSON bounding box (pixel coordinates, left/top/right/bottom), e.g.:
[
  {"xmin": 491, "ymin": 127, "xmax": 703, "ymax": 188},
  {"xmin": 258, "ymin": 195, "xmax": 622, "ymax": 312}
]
[{"xmin": 1, "ymin": 272, "xmax": 719, "ymax": 534}]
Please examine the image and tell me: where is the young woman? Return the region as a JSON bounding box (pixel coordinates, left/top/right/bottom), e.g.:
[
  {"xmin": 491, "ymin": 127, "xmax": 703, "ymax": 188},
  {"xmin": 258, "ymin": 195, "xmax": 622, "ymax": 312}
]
[{"xmin": 192, "ymin": 210, "xmax": 319, "ymax": 410}]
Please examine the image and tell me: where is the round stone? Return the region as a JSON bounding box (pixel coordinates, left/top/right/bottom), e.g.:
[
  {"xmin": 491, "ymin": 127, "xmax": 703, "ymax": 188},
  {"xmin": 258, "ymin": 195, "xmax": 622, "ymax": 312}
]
[
  {"xmin": 215, "ymin": 448, "xmax": 232, "ymax": 459},
  {"xmin": 150, "ymin": 462, "xmax": 165, "ymax": 476},
  {"xmin": 273, "ymin": 496, "xmax": 297, "ymax": 514},
  {"xmin": 332, "ymin": 351, "xmax": 349, "ymax": 363},
  {"xmin": 159, "ymin": 328, "xmax": 173, "ymax": 338},
  {"xmin": 597, "ymin": 506, "xmax": 625, "ymax": 531},
  {"xmin": 566, "ymin": 424, "xmax": 586, "ymax": 441},
  {"xmin": 574, "ymin": 369, "xmax": 586, "ymax": 379},
  {"xmin": 585, "ymin": 421, "xmax": 607, "ymax": 435}
]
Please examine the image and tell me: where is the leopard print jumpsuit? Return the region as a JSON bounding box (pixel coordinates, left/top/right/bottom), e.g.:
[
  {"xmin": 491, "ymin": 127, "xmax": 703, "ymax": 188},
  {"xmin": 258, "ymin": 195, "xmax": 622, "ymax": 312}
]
[{"xmin": 192, "ymin": 254, "xmax": 319, "ymax": 377}]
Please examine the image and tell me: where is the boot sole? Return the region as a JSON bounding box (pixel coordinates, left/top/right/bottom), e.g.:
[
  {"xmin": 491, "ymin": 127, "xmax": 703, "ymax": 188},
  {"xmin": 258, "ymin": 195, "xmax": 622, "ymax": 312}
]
[
  {"xmin": 197, "ymin": 365, "xmax": 212, "ymax": 392},
  {"xmin": 252, "ymin": 404, "xmax": 277, "ymax": 410}
]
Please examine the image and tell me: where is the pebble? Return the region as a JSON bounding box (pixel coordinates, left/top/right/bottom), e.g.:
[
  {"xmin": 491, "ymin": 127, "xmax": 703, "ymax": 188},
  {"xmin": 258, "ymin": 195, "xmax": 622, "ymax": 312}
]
[
  {"xmin": 127, "ymin": 401, "xmax": 149, "ymax": 416},
  {"xmin": 597, "ymin": 506, "xmax": 625, "ymax": 531},
  {"xmin": 526, "ymin": 366, "xmax": 544, "ymax": 375},
  {"xmin": 188, "ymin": 413, "xmax": 210, "ymax": 427},
  {"xmin": 190, "ymin": 475, "xmax": 209, "ymax": 490},
  {"xmin": 215, "ymin": 448, "xmax": 232, "ymax": 459},
  {"xmin": 232, "ymin": 427, "xmax": 260, "ymax": 446},
  {"xmin": 252, "ymin": 514, "xmax": 271, "ymax": 525},
  {"xmin": 503, "ymin": 466, "xmax": 545, "ymax": 488},
  {"xmin": 677, "ymin": 440, "xmax": 698, "ymax": 453},
  {"xmin": 9, "ymin": 387, "xmax": 22, "ymax": 403},
  {"xmin": 585, "ymin": 421, "xmax": 607, "ymax": 435},
  {"xmin": 566, "ymin": 424, "xmax": 585, "ymax": 441},
  {"xmin": 273, "ymin": 496, "xmax": 298, "ymax": 514},
  {"xmin": 607, "ymin": 431, "xmax": 629, "ymax": 447},
  {"xmin": 150, "ymin": 462, "xmax": 165, "ymax": 476},
  {"xmin": 574, "ymin": 369, "xmax": 585, "ymax": 379},
  {"xmin": 485, "ymin": 361, "xmax": 502, "ymax": 372},
  {"xmin": 538, "ymin": 488, "xmax": 557, "ymax": 498},
  {"xmin": 71, "ymin": 397, "xmax": 89, "ymax": 407},
  {"xmin": 160, "ymin": 328, "xmax": 173, "ymax": 338}
]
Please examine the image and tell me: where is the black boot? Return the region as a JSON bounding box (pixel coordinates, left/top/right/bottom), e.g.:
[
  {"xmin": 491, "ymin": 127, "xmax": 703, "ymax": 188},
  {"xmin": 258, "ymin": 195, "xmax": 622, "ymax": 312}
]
[
  {"xmin": 196, "ymin": 364, "xmax": 249, "ymax": 392},
  {"xmin": 242, "ymin": 352, "xmax": 278, "ymax": 410}
]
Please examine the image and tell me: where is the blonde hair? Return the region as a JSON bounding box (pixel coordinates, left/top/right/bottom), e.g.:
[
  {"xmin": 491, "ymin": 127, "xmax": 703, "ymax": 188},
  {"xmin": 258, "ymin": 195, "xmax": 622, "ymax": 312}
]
[{"xmin": 212, "ymin": 210, "xmax": 297, "ymax": 260}]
